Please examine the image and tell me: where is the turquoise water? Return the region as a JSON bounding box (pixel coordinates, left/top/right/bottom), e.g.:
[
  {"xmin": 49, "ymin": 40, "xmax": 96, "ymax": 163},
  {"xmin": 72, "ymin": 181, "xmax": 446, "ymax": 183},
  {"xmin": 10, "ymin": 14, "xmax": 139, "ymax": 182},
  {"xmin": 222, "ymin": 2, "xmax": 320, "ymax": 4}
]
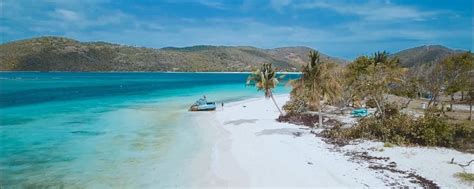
[{"xmin": 0, "ymin": 72, "xmax": 297, "ymax": 188}]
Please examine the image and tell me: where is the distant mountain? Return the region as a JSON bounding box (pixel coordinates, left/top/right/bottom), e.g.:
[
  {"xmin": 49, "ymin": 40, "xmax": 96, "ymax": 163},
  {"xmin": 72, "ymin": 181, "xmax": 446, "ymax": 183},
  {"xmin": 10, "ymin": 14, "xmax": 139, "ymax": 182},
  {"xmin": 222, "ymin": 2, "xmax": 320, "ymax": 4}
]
[
  {"xmin": 265, "ymin": 47, "xmax": 350, "ymax": 67},
  {"xmin": 0, "ymin": 36, "xmax": 347, "ymax": 72},
  {"xmin": 391, "ymin": 45, "xmax": 465, "ymax": 67}
]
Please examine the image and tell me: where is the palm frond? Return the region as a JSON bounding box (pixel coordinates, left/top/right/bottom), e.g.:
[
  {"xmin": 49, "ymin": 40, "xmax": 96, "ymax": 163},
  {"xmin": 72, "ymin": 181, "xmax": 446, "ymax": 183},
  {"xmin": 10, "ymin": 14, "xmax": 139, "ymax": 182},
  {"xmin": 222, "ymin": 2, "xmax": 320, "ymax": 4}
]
[{"xmin": 247, "ymin": 63, "xmax": 281, "ymax": 98}]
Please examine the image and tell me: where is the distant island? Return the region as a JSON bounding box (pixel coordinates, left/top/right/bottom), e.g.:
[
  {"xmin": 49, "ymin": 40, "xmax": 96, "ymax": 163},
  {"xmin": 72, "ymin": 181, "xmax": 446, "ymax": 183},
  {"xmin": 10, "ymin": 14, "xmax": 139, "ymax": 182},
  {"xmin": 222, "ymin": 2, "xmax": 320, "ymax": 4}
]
[{"xmin": 0, "ymin": 36, "xmax": 466, "ymax": 72}]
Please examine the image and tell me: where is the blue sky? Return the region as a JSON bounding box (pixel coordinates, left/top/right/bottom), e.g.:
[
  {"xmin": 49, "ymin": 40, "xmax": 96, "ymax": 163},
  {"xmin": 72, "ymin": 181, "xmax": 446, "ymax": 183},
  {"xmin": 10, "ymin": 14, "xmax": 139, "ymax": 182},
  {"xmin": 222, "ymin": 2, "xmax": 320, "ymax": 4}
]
[{"xmin": 0, "ymin": 0, "xmax": 472, "ymax": 59}]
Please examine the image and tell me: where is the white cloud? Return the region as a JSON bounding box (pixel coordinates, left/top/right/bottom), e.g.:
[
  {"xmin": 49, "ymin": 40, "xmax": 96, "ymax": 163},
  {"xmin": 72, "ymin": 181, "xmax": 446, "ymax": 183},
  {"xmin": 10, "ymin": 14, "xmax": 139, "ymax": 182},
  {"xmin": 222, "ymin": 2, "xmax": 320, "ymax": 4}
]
[
  {"xmin": 1, "ymin": 0, "xmax": 471, "ymax": 58},
  {"xmin": 45, "ymin": 8, "xmax": 133, "ymax": 31},
  {"xmin": 196, "ymin": 0, "xmax": 227, "ymax": 9},
  {"xmin": 296, "ymin": 1, "xmax": 443, "ymax": 21},
  {"xmin": 43, "ymin": 0, "xmax": 110, "ymax": 8},
  {"xmin": 270, "ymin": 0, "xmax": 292, "ymax": 11},
  {"xmin": 163, "ymin": 0, "xmax": 229, "ymax": 10},
  {"xmin": 54, "ymin": 9, "xmax": 80, "ymax": 21}
]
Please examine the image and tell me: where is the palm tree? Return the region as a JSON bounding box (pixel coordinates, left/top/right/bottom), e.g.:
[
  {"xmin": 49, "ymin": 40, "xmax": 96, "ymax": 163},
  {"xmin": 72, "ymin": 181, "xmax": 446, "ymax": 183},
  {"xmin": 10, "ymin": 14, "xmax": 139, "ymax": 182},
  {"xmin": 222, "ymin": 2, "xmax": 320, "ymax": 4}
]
[
  {"xmin": 247, "ymin": 63, "xmax": 284, "ymax": 115},
  {"xmin": 309, "ymin": 54, "xmax": 342, "ymax": 128},
  {"xmin": 286, "ymin": 51, "xmax": 319, "ymax": 112},
  {"xmin": 293, "ymin": 50, "xmax": 342, "ymax": 127},
  {"xmin": 373, "ymin": 51, "xmax": 389, "ymax": 66}
]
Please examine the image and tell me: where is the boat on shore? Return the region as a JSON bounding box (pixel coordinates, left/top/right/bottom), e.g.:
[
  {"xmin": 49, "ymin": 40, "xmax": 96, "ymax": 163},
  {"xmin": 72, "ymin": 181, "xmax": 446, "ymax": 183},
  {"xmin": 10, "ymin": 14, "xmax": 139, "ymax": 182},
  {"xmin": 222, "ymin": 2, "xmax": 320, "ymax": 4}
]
[{"xmin": 189, "ymin": 97, "xmax": 216, "ymax": 111}]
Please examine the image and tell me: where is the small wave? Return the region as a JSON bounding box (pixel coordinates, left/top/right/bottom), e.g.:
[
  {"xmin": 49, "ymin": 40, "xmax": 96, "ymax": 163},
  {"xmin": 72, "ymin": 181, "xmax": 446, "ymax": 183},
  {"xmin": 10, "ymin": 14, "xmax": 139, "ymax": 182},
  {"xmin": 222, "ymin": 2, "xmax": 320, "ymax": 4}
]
[{"xmin": 71, "ymin": 131, "xmax": 105, "ymax": 136}]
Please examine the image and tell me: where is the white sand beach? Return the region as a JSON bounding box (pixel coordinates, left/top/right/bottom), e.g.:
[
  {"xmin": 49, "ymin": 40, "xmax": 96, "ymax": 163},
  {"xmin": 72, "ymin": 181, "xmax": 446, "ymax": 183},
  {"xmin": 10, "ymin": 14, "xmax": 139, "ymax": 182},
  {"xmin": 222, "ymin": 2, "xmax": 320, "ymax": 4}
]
[{"xmin": 190, "ymin": 94, "xmax": 473, "ymax": 188}]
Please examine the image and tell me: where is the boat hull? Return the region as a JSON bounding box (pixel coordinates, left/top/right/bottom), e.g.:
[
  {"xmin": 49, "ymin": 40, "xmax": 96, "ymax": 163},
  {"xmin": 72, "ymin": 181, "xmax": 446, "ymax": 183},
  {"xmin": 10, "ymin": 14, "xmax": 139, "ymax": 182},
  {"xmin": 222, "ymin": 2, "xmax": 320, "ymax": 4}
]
[{"xmin": 189, "ymin": 102, "xmax": 216, "ymax": 111}]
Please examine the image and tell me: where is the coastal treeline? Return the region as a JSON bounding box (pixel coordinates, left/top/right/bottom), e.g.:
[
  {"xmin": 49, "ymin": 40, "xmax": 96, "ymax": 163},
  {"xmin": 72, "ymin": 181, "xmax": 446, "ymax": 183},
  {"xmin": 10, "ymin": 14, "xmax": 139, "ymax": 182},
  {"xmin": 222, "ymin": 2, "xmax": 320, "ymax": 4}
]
[{"xmin": 266, "ymin": 50, "xmax": 473, "ymax": 151}]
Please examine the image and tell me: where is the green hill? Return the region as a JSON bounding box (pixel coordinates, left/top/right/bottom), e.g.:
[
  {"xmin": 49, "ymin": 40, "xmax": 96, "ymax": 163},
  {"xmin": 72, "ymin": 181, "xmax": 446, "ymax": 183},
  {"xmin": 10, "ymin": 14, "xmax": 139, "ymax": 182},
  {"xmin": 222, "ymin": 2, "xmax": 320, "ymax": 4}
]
[
  {"xmin": 391, "ymin": 45, "xmax": 465, "ymax": 67},
  {"xmin": 1, "ymin": 37, "xmax": 465, "ymax": 71},
  {"xmin": 0, "ymin": 36, "xmax": 346, "ymax": 72}
]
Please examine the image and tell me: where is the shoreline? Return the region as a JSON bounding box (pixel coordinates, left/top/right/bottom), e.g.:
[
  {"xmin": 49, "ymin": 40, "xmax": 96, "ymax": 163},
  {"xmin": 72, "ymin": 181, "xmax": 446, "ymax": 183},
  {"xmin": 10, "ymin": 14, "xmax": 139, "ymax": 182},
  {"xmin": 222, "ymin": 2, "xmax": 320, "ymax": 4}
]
[
  {"xmin": 189, "ymin": 94, "xmax": 473, "ymax": 187},
  {"xmin": 0, "ymin": 71, "xmax": 302, "ymax": 74}
]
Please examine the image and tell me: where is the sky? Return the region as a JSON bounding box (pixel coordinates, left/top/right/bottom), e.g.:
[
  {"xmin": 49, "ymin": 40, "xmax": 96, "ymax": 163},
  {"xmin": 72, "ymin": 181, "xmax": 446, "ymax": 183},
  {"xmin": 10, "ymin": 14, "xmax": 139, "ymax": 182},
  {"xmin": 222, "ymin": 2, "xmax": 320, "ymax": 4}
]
[{"xmin": 0, "ymin": 0, "xmax": 472, "ymax": 59}]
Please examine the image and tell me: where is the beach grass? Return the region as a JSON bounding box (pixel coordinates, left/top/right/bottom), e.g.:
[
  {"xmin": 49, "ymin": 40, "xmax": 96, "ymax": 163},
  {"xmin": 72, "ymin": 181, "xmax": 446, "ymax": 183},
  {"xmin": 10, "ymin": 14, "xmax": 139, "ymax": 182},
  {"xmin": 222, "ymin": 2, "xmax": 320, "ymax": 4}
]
[
  {"xmin": 383, "ymin": 142, "xmax": 395, "ymax": 148},
  {"xmin": 454, "ymin": 172, "xmax": 474, "ymax": 183}
]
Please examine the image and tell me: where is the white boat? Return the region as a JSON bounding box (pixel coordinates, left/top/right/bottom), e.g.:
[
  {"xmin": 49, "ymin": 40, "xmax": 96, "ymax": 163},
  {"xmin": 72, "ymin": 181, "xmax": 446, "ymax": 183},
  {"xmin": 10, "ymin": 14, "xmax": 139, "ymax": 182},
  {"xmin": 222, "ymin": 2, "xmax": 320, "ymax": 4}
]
[{"xmin": 189, "ymin": 98, "xmax": 216, "ymax": 111}]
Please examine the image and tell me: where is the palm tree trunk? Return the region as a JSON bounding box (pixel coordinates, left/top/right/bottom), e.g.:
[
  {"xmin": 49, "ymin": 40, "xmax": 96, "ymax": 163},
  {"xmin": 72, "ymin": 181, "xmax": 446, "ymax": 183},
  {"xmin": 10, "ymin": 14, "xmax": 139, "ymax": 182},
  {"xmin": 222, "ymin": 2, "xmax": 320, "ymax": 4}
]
[
  {"xmin": 318, "ymin": 106, "xmax": 323, "ymax": 127},
  {"xmin": 373, "ymin": 97, "xmax": 384, "ymax": 119},
  {"xmin": 441, "ymin": 103, "xmax": 446, "ymax": 114},
  {"xmin": 270, "ymin": 92, "xmax": 284, "ymax": 116},
  {"xmin": 402, "ymin": 99, "xmax": 412, "ymax": 109},
  {"xmin": 469, "ymin": 101, "xmax": 472, "ymax": 121},
  {"xmin": 450, "ymin": 94, "xmax": 454, "ymax": 111},
  {"xmin": 428, "ymin": 93, "xmax": 438, "ymax": 108}
]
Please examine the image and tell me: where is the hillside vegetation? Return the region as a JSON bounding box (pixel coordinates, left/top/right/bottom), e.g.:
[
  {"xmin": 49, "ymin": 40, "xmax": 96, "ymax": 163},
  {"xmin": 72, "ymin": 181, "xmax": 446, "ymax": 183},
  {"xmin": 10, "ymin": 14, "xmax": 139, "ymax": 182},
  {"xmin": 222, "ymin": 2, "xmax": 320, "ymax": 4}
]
[
  {"xmin": 281, "ymin": 49, "xmax": 474, "ymax": 152},
  {"xmin": 0, "ymin": 37, "xmax": 465, "ymax": 71},
  {"xmin": 0, "ymin": 37, "xmax": 346, "ymax": 72},
  {"xmin": 390, "ymin": 45, "xmax": 464, "ymax": 67}
]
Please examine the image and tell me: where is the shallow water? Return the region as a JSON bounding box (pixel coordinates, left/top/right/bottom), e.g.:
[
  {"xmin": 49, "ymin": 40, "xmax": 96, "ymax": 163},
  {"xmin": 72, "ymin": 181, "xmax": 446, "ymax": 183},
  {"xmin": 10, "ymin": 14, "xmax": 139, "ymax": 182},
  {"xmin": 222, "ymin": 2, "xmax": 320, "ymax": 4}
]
[{"xmin": 0, "ymin": 72, "xmax": 296, "ymax": 188}]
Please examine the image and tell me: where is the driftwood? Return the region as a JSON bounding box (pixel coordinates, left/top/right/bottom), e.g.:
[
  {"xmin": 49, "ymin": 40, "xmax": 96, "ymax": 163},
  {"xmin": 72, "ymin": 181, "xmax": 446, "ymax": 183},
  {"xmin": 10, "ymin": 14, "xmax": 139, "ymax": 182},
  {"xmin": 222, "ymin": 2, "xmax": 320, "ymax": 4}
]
[{"xmin": 450, "ymin": 158, "xmax": 474, "ymax": 171}]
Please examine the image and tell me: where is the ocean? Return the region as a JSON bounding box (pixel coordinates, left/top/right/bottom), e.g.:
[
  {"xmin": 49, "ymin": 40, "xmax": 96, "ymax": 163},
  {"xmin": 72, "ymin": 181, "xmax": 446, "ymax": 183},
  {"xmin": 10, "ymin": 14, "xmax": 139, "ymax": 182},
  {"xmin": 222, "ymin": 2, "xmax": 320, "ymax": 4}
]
[{"xmin": 0, "ymin": 72, "xmax": 297, "ymax": 188}]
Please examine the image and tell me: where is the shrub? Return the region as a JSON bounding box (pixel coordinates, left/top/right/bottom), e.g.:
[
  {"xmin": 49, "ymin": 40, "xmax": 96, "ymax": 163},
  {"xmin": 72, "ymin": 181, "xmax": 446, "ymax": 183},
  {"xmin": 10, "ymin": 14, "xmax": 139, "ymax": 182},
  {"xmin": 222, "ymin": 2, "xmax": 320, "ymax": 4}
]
[
  {"xmin": 282, "ymin": 99, "xmax": 305, "ymax": 113},
  {"xmin": 277, "ymin": 112, "xmax": 319, "ymax": 127},
  {"xmin": 454, "ymin": 172, "xmax": 474, "ymax": 183},
  {"xmin": 383, "ymin": 103, "xmax": 400, "ymax": 118},
  {"xmin": 452, "ymin": 123, "xmax": 474, "ymax": 151},
  {"xmin": 365, "ymin": 99, "xmax": 377, "ymax": 108},
  {"xmin": 414, "ymin": 112, "xmax": 454, "ymax": 146},
  {"xmin": 383, "ymin": 142, "xmax": 395, "ymax": 147},
  {"xmin": 349, "ymin": 113, "xmax": 416, "ymax": 145},
  {"xmin": 322, "ymin": 109, "xmax": 474, "ymax": 151},
  {"xmin": 321, "ymin": 124, "xmax": 348, "ymax": 138}
]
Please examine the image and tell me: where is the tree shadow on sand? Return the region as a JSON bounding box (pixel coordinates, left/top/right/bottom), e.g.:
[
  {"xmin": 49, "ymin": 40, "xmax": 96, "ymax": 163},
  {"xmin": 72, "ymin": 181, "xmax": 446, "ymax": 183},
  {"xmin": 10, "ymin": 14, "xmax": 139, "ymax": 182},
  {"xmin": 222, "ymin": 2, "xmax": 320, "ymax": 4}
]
[{"xmin": 224, "ymin": 119, "xmax": 258, "ymax": 126}]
